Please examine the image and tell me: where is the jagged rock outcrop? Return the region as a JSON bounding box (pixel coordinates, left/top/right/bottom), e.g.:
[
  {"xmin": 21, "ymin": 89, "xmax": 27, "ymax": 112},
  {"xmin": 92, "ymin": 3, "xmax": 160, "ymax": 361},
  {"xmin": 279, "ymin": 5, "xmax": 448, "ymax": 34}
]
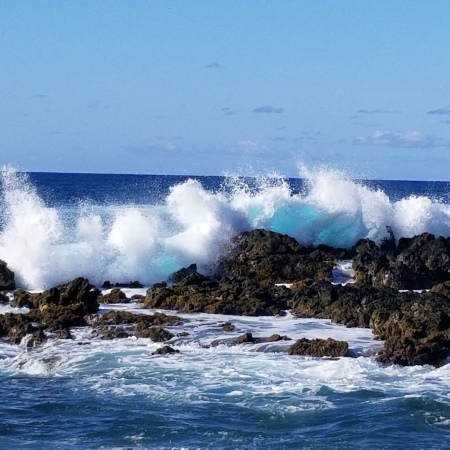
[
  {"xmin": 288, "ymin": 338, "xmax": 349, "ymax": 357},
  {"xmin": 143, "ymin": 271, "xmax": 288, "ymax": 316},
  {"xmin": 291, "ymin": 281, "xmax": 450, "ymax": 366},
  {"xmin": 215, "ymin": 229, "xmax": 343, "ymax": 286},
  {"xmin": 353, "ymin": 232, "xmax": 450, "ymax": 290},
  {"xmin": 0, "ymin": 259, "xmax": 15, "ymax": 290},
  {"xmin": 11, "ymin": 277, "xmax": 100, "ymax": 332}
]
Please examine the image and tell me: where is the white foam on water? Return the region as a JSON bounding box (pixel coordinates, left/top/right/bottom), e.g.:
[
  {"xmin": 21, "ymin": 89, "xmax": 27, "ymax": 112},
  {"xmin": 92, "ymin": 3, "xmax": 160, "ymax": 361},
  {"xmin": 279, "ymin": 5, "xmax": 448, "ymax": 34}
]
[
  {"xmin": 332, "ymin": 260, "xmax": 356, "ymax": 285},
  {"xmin": 0, "ymin": 301, "xmax": 448, "ymax": 413}
]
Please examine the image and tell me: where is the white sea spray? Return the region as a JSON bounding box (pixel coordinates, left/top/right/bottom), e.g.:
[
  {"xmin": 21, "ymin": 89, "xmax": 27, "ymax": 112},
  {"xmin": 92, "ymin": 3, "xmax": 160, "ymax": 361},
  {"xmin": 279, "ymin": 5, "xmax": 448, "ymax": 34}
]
[{"xmin": 2, "ymin": 165, "xmax": 450, "ymax": 290}]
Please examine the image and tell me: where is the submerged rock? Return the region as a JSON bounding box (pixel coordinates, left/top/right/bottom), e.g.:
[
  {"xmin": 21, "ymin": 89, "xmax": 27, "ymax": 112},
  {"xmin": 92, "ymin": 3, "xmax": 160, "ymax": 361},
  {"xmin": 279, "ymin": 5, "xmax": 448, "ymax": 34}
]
[
  {"xmin": 152, "ymin": 345, "xmax": 180, "ymax": 355},
  {"xmin": 221, "ymin": 322, "xmax": 236, "ymax": 331},
  {"xmin": 92, "ymin": 310, "xmax": 182, "ymax": 341}
]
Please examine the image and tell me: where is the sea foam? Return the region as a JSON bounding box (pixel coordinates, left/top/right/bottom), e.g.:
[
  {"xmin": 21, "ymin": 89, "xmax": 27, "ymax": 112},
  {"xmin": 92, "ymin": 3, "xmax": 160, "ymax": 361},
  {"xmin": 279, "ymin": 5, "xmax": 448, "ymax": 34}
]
[{"xmin": 2, "ymin": 166, "xmax": 450, "ymax": 290}]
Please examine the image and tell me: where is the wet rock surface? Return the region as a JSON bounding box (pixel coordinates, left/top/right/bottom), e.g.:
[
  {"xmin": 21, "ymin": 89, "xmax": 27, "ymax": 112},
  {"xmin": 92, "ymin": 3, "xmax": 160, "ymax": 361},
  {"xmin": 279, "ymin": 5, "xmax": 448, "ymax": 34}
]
[
  {"xmin": 353, "ymin": 232, "xmax": 450, "ymax": 290},
  {"xmin": 91, "ymin": 310, "xmax": 182, "ymax": 341},
  {"xmin": 2, "ymin": 278, "xmax": 100, "ymax": 344},
  {"xmin": 291, "ymin": 281, "xmax": 450, "ymax": 366},
  {"xmin": 288, "ymin": 338, "xmax": 349, "ymax": 357},
  {"xmin": 2, "ymin": 229, "xmax": 450, "ymax": 366},
  {"xmin": 215, "ymin": 229, "xmax": 344, "ymax": 286},
  {"xmin": 99, "ymin": 288, "xmax": 130, "ymax": 304},
  {"xmin": 143, "ymin": 274, "xmax": 288, "ymax": 316},
  {"xmin": 152, "ymin": 345, "xmax": 180, "ymax": 355},
  {"xmin": 0, "ymin": 259, "xmax": 15, "ymax": 290}
]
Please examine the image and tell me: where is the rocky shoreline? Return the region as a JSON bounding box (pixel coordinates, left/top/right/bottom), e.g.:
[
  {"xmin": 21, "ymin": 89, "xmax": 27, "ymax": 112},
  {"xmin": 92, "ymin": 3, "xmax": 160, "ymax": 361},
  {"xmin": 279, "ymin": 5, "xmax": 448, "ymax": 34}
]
[{"xmin": 2, "ymin": 229, "xmax": 450, "ymax": 366}]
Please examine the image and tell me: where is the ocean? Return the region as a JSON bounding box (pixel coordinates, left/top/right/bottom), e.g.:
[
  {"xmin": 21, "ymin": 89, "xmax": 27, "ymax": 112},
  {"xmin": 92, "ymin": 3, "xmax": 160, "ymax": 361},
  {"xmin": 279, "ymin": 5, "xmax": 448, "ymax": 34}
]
[{"xmin": 1, "ymin": 168, "xmax": 450, "ymax": 449}]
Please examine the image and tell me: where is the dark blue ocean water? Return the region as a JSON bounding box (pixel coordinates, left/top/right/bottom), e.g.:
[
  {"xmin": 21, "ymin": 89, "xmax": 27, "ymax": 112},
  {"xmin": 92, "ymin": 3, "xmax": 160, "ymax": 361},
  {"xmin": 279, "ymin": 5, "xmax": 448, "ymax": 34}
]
[
  {"xmin": 25, "ymin": 171, "xmax": 450, "ymax": 207},
  {"xmin": 1, "ymin": 170, "xmax": 450, "ymax": 449}
]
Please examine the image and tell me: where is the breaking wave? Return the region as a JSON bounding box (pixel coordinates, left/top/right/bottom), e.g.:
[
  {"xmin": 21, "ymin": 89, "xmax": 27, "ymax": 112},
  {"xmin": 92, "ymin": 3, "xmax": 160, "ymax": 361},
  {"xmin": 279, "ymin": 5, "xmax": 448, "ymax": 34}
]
[{"xmin": 1, "ymin": 166, "xmax": 450, "ymax": 290}]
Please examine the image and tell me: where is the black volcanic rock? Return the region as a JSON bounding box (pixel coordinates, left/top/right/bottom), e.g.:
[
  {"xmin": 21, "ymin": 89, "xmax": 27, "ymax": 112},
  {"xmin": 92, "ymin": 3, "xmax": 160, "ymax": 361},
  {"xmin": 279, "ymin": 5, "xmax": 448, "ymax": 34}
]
[
  {"xmin": 352, "ymin": 232, "xmax": 450, "ymax": 290},
  {"xmin": 291, "ymin": 280, "xmax": 450, "ymax": 366},
  {"xmin": 143, "ymin": 274, "xmax": 287, "ymax": 316},
  {"xmin": 288, "ymin": 338, "xmax": 349, "ymax": 357},
  {"xmin": 152, "ymin": 345, "xmax": 180, "ymax": 355},
  {"xmin": 16, "ymin": 277, "xmax": 100, "ymax": 331},
  {"xmin": 0, "ymin": 259, "xmax": 15, "ymax": 290},
  {"xmin": 214, "ymin": 229, "xmax": 339, "ymax": 286},
  {"xmin": 99, "ymin": 288, "xmax": 129, "ymax": 304}
]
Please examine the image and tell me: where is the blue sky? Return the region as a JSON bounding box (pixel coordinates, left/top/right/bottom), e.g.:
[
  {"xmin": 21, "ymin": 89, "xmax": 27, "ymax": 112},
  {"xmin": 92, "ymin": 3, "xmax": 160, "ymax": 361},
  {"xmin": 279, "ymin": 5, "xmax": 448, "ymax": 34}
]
[{"xmin": 1, "ymin": 1, "xmax": 450, "ymax": 180}]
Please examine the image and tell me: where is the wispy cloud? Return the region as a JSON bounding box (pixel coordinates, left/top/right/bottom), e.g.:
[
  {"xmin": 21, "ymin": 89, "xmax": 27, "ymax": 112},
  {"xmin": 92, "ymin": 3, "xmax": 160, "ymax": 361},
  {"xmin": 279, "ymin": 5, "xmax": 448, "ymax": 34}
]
[
  {"xmin": 222, "ymin": 107, "xmax": 237, "ymax": 115},
  {"xmin": 427, "ymin": 105, "xmax": 450, "ymax": 115},
  {"xmin": 269, "ymin": 136, "xmax": 288, "ymax": 142},
  {"xmin": 205, "ymin": 62, "xmax": 222, "ymax": 69},
  {"xmin": 123, "ymin": 141, "xmax": 182, "ymax": 157},
  {"xmin": 253, "ymin": 106, "xmax": 284, "ymax": 114},
  {"xmin": 356, "ymin": 109, "xmax": 397, "ymax": 114},
  {"xmin": 353, "ymin": 130, "xmax": 443, "ymax": 148},
  {"xmin": 237, "ymin": 139, "xmax": 268, "ymax": 154}
]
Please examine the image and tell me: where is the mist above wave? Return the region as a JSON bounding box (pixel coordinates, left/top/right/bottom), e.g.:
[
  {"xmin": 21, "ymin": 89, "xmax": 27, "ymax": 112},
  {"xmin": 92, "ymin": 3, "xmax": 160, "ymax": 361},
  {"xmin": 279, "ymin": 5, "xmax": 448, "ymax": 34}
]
[{"xmin": 1, "ymin": 166, "xmax": 450, "ymax": 290}]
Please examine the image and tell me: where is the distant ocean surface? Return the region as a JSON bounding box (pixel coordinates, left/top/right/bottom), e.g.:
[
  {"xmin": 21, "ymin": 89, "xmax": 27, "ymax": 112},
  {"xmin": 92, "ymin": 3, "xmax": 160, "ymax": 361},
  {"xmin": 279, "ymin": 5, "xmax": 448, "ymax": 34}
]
[{"xmin": 1, "ymin": 168, "xmax": 450, "ymax": 449}]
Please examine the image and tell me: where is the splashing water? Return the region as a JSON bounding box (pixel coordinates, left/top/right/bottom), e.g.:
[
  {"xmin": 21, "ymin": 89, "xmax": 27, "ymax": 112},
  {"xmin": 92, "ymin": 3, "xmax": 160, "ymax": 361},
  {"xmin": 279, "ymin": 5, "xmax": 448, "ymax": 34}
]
[{"xmin": 2, "ymin": 166, "xmax": 450, "ymax": 290}]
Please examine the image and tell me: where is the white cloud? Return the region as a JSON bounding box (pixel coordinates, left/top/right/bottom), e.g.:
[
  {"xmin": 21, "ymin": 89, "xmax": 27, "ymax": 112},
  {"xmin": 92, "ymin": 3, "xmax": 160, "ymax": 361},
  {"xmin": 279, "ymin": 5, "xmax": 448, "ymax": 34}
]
[
  {"xmin": 253, "ymin": 106, "xmax": 284, "ymax": 114},
  {"xmin": 353, "ymin": 130, "xmax": 442, "ymax": 148},
  {"xmin": 237, "ymin": 139, "xmax": 268, "ymax": 154}
]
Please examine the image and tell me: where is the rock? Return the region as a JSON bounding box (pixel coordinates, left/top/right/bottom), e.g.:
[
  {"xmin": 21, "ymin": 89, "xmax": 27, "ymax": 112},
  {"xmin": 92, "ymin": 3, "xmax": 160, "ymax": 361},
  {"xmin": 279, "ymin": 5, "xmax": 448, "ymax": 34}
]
[
  {"xmin": 288, "ymin": 338, "xmax": 349, "ymax": 357},
  {"xmin": 221, "ymin": 322, "xmax": 235, "ymax": 331},
  {"xmin": 100, "ymin": 328, "xmax": 130, "ymax": 340},
  {"xmin": 99, "ymin": 288, "xmax": 129, "ymax": 304},
  {"xmin": 0, "ymin": 292, "xmax": 9, "ymax": 304},
  {"xmin": 152, "ymin": 345, "xmax": 180, "ymax": 355},
  {"xmin": 33, "ymin": 277, "xmax": 100, "ymax": 313},
  {"xmin": 291, "ymin": 280, "xmax": 450, "ymax": 366},
  {"xmin": 352, "ymin": 233, "xmax": 450, "ymax": 290},
  {"xmin": 215, "ymin": 229, "xmax": 339, "ymax": 286},
  {"xmin": 92, "ymin": 310, "xmax": 181, "ymax": 340},
  {"xmin": 233, "ymin": 332, "xmax": 255, "ymax": 344},
  {"xmin": 168, "ymin": 263, "xmax": 198, "ymax": 284},
  {"xmin": 0, "ymin": 313, "xmax": 35, "ymax": 344},
  {"xmin": 141, "ymin": 327, "xmax": 174, "ymax": 342},
  {"xmin": 26, "ymin": 330, "xmax": 47, "ymax": 348},
  {"xmin": 94, "ymin": 310, "xmax": 182, "ymax": 327},
  {"xmin": 143, "ymin": 274, "xmax": 287, "ymax": 316},
  {"xmin": 430, "ymin": 281, "xmax": 450, "ymax": 298},
  {"xmin": 0, "ymin": 259, "xmax": 15, "ymax": 290},
  {"xmin": 102, "ymin": 280, "xmax": 143, "ymax": 289},
  {"xmin": 16, "ymin": 278, "xmax": 101, "ymax": 331},
  {"xmin": 54, "ymin": 328, "xmax": 72, "ymax": 340},
  {"xmin": 11, "ymin": 289, "xmax": 33, "ymax": 308},
  {"xmin": 266, "ymin": 334, "xmax": 291, "ymax": 342}
]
